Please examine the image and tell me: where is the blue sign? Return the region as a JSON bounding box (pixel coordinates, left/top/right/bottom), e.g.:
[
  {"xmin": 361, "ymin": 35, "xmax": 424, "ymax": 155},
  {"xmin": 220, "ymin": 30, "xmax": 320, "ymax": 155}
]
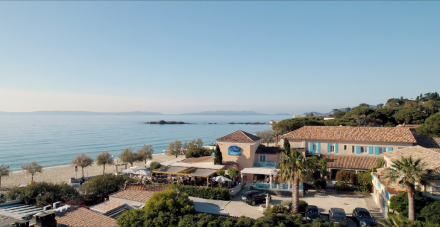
[{"xmin": 228, "ymin": 146, "xmax": 241, "ymax": 155}]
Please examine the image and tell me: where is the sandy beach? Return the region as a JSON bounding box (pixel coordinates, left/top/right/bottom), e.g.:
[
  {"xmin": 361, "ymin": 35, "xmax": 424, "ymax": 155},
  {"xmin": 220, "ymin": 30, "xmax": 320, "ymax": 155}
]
[{"xmin": 1, "ymin": 154, "xmax": 177, "ymax": 189}]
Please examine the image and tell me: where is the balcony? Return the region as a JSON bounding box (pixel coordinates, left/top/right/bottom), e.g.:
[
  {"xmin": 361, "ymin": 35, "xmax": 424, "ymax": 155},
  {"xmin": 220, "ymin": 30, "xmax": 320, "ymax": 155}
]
[{"xmin": 253, "ymin": 162, "xmax": 277, "ymax": 168}]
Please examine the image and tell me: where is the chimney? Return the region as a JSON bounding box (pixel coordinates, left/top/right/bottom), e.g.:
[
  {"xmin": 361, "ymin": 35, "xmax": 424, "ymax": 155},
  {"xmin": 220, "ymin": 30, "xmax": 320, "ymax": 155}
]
[
  {"xmin": 53, "ymin": 201, "xmax": 61, "ymax": 209},
  {"xmin": 43, "ymin": 205, "xmax": 52, "ymax": 211},
  {"xmin": 34, "ymin": 211, "xmax": 57, "ymax": 227}
]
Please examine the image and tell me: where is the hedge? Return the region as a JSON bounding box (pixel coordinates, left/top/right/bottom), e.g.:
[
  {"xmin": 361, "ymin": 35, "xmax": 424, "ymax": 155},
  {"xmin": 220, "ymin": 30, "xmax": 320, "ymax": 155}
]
[{"xmin": 171, "ymin": 185, "xmax": 230, "ymax": 200}]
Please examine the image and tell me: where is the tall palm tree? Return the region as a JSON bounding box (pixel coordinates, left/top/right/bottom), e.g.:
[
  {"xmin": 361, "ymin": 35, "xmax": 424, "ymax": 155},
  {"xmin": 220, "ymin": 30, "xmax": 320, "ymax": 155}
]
[
  {"xmin": 383, "ymin": 156, "xmax": 428, "ymax": 221},
  {"xmin": 278, "ymin": 149, "xmax": 313, "ymax": 214},
  {"xmin": 0, "ymin": 165, "xmax": 10, "ymax": 188},
  {"xmin": 96, "ymin": 151, "xmax": 114, "ymax": 174}
]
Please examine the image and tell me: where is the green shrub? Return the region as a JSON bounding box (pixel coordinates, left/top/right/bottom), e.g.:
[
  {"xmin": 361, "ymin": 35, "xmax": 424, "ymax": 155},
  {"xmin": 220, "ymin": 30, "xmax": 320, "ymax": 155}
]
[
  {"xmin": 313, "ymin": 178, "xmax": 327, "ymax": 189},
  {"xmin": 355, "ymin": 171, "xmax": 372, "ymax": 193},
  {"xmin": 298, "ymin": 200, "xmax": 308, "ymax": 213},
  {"xmin": 390, "ymin": 191, "xmax": 434, "ymax": 219},
  {"xmin": 335, "ymin": 170, "xmax": 356, "ymax": 184},
  {"xmin": 79, "ymin": 174, "xmax": 131, "ymax": 205},
  {"xmin": 144, "ymin": 189, "xmax": 195, "ymax": 215},
  {"xmin": 6, "ymin": 182, "xmax": 79, "ymax": 206},
  {"xmin": 281, "ymin": 200, "xmax": 292, "ymax": 207},
  {"xmin": 171, "ymin": 185, "xmax": 230, "ymax": 200},
  {"xmin": 267, "ymin": 204, "xmax": 287, "ymax": 214},
  {"xmin": 335, "ymin": 182, "xmax": 345, "ymax": 192},
  {"xmin": 217, "ymin": 169, "xmax": 225, "ymax": 176},
  {"xmin": 150, "ymin": 161, "xmax": 161, "ymax": 170},
  {"xmin": 420, "ymin": 200, "xmax": 440, "ymax": 223}
]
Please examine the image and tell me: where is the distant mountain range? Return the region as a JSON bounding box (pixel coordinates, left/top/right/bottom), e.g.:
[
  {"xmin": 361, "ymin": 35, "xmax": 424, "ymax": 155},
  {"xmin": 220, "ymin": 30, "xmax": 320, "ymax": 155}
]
[
  {"xmin": 0, "ymin": 111, "xmax": 163, "ymax": 115},
  {"xmin": 181, "ymin": 111, "xmax": 267, "ymax": 115}
]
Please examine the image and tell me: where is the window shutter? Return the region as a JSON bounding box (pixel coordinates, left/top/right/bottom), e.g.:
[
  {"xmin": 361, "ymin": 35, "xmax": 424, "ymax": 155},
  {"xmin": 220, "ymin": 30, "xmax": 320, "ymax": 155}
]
[
  {"xmin": 317, "ymin": 142, "xmax": 321, "ymax": 152},
  {"xmin": 327, "ymin": 143, "xmax": 330, "ymax": 153},
  {"xmin": 335, "ymin": 143, "xmax": 338, "ymax": 153},
  {"xmin": 309, "ymin": 142, "xmax": 313, "ymax": 152},
  {"xmin": 387, "ymin": 147, "xmax": 393, "ymax": 152},
  {"xmin": 375, "ymin": 147, "xmax": 379, "ymax": 155},
  {"xmin": 356, "ymin": 146, "xmax": 361, "ymax": 154},
  {"xmin": 369, "ymin": 146, "xmax": 373, "ymax": 154}
]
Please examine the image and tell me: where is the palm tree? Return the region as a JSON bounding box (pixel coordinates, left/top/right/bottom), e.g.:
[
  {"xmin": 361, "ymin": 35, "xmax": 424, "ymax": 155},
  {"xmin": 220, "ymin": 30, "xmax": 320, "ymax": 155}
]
[
  {"xmin": 72, "ymin": 153, "xmax": 94, "ymax": 178},
  {"xmin": 383, "ymin": 156, "xmax": 428, "ymax": 221},
  {"xmin": 96, "ymin": 151, "xmax": 114, "ymax": 174},
  {"xmin": 0, "ymin": 165, "xmax": 10, "ymax": 188},
  {"xmin": 278, "ymin": 149, "xmax": 313, "ymax": 214},
  {"xmin": 136, "ymin": 145, "xmax": 154, "ymax": 164}
]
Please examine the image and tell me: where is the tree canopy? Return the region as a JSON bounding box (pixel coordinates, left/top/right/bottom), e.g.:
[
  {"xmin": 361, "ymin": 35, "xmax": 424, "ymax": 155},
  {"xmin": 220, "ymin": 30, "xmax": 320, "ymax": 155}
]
[
  {"xmin": 417, "ymin": 112, "xmax": 440, "ymax": 137},
  {"xmin": 72, "ymin": 153, "xmax": 93, "ymax": 177},
  {"xmin": 96, "ymin": 151, "xmax": 114, "ymax": 174},
  {"xmin": 214, "ymin": 144, "xmax": 222, "ymax": 165},
  {"xmin": 119, "ymin": 147, "xmax": 138, "ymax": 167},
  {"xmin": 136, "ymin": 145, "xmax": 154, "ymax": 164},
  {"xmin": 21, "ymin": 161, "xmax": 43, "ymax": 182},
  {"xmin": 0, "ymin": 165, "xmax": 10, "ymax": 188}
]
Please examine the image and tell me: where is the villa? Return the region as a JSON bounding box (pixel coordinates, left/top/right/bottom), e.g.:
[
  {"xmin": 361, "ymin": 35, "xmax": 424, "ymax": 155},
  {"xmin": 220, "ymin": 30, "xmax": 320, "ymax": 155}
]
[
  {"xmin": 280, "ymin": 126, "xmax": 417, "ymax": 178},
  {"xmin": 371, "ymin": 146, "xmax": 440, "ymax": 217}
]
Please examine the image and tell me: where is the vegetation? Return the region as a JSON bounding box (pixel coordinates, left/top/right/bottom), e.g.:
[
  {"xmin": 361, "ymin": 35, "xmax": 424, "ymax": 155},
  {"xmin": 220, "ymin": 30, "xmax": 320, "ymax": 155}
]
[
  {"xmin": 6, "ymin": 182, "xmax": 79, "ymax": 206},
  {"xmin": 254, "ymin": 130, "xmax": 275, "ymax": 145},
  {"xmin": 185, "ymin": 139, "xmax": 211, "ymax": 158},
  {"xmin": 96, "ymin": 151, "xmax": 114, "ymax": 174},
  {"xmin": 79, "ymin": 174, "xmax": 136, "ymax": 205},
  {"xmin": 313, "ymin": 178, "xmax": 326, "ymax": 189},
  {"xmin": 390, "ymin": 191, "xmax": 434, "ymax": 220},
  {"xmin": 167, "ymin": 140, "xmax": 182, "ymax": 158},
  {"xmin": 355, "ymin": 171, "xmax": 373, "ymax": 193},
  {"xmin": 380, "ymin": 213, "xmax": 440, "ymax": 227},
  {"xmin": 383, "ymin": 156, "xmax": 429, "ymax": 221},
  {"xmin": 335, "ymin": 170, "xmax": 356, "ymax": 184},
  {"xmin": 335, "ymin": 182, "xmax": 345, "ymax": 192},
  {"xmin": 136, "ymin": 145, "xmax": 154, "ymax": 164},
  {"xmin": 216, "ymin": 169, "xmax": 225, "ymax": 176},
  {"xmin": 0, "ymin": 165, "xmax": 9, "ymax": 188},
  {"xmin": 278, "ymin": 149, "xmax": 314, "ymax": 214},
  {"xmin": 283, "ymin": 138, "xmax": 291, "ymax": 153},
  {"xmin": 171, "ymin": 184, "xmax": 230, "ymax": 200},
  {"xmin": 149, "ymin": 161, "xmax": 161, "ymax": 170},
  {"xmin": 227, "ymin": 167, "xmax": 240, "ymax": 181},
  {"xmin": 273, "ymin": 92, "xmax": 440, "ymax": 137},
  {"xmin": 21, "ymin": 161, "xmax": 43, "ymax": 182},
  {"xmin": 119, "ymin": 147, "xmax": 137, "ymax": 167},
  {"xmin": 420, "ymin": 201, "xmax": 440, "ymax": 224},
  {"xmin": 214, "ymin": 144, "xmax": 223, "ymax": 165},
  {"xmin": 72, "ymin": 153, "xmax": 93, "ymax": 178},
  {"xmin": 318, "ymin": 158, "xmax": 328, "ymax": 178}
]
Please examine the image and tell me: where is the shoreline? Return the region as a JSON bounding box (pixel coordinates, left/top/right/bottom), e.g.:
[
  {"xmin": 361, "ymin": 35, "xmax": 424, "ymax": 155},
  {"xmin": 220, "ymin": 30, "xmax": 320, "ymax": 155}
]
[{"xmin": 1, "ymin": 153, "xmax": 177, "ymax": 189}]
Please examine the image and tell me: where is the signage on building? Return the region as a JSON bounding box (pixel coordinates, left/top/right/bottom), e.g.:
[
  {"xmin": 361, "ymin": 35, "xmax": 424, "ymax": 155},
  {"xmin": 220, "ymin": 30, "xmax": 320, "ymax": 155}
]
[{"xmin": 228, "ymin": 146, "xmax": 241, "ymax": 155}]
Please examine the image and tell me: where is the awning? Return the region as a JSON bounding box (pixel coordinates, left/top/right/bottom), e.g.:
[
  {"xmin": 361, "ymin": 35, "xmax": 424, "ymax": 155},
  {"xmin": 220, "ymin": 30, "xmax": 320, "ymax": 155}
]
[{"xmin": 241, "ymin": 167, "xmax": 279, "ymax": 175}]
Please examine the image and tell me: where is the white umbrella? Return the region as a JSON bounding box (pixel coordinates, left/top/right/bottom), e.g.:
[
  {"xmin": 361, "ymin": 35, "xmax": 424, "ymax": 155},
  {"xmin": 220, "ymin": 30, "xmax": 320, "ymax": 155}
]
[
  {"xmin": 131, "ymin": 166, "xmax": 147, "ymax": 171},
  {"xmin": 121, "ymin": 168, "xmax": 137, "ymax": 174},
  {"xmin": 211, "ymin": 176, "xmax": 232, "ymax": 182},
  {"xmin": 134, "ymin": 169, "xmax": 150, "ymax": 176}
]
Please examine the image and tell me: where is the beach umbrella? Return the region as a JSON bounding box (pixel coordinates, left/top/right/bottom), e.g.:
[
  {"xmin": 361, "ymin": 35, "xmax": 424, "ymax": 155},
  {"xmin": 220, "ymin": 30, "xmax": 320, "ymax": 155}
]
[
  {"xmin": 211, "ymin": 176, "xmax": 232, "ymax": 182},
  {"xmin": 121, "ymin": 168, "xmax": 137, "ymax": 174},
  {"xmin": 131, "ymin": 166, "xmax": 147, "ymax": 172},
  {"xmin": 134, "ymin": 170, "xmax": 150, "ymax": 176}
]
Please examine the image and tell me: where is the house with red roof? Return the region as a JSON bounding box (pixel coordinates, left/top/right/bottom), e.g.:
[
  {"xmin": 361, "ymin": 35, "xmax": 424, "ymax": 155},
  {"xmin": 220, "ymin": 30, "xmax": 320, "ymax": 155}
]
[{"xmin": 280, "ymin": 126, "xmax": 417, "ymax": 178}]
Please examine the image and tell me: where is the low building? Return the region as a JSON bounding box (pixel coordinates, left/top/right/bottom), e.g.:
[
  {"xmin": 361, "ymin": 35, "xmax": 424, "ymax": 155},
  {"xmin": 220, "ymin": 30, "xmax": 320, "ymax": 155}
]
[
  {"xmin": 371, "ymin": 146, "xmax": 440, "ymax": 217},
  {"xmin": 281, "ymin": 126, "xmax": 417, "ymax": 178},
  {"xmin": 109, "ymin": 190, "xmax": 154, "ymax": 209},
  {"xmin": 56, "ymin": 207, "xmax": 118, "ymax": 227}
]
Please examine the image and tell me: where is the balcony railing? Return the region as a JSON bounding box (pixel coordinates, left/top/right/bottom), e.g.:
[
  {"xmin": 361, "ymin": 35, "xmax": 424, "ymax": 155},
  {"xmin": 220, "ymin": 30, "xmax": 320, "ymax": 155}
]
[
  {"xmin": 253, "ymin": 162, "xmax": 277, "ymax": 168},
  {"xmin": 251, "ymin": 182, "xmax": 304, "ymax": 191}
]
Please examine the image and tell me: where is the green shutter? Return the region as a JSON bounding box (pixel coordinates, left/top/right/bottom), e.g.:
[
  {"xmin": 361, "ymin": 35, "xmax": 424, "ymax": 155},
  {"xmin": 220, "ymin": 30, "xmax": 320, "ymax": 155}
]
[
  {"xmin": 317, "ymin": 142, "xmax": 321, "ymax": 152},
  {"xmin": 369, "ymin": 146, "xmax": 373, "ymax": 154},
  {"xmin": 356, "ymin": 146, "xmax": 361, "ymax": 154},
  {"xmin": 375, "ymin": 147, "xmax": 380, "ymax": 155}
]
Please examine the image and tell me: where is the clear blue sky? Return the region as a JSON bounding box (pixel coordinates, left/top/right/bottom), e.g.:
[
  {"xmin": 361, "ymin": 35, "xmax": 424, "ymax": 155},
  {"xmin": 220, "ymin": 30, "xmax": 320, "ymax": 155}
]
[{"xmin": 1, "ymin": 2, "xmax": 439, "ymax": 114}]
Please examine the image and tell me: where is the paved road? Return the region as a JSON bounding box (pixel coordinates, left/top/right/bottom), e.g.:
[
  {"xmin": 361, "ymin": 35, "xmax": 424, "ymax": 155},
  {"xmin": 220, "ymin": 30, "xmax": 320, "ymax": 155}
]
[{"xmin": 190, "ymin": 197, "xmax": 230, "ymax": 215}]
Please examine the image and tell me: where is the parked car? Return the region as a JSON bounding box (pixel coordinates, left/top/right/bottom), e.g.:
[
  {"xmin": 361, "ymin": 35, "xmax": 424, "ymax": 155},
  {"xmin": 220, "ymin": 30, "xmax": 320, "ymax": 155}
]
[
  {"xmin": 241, "ymin": 190, "xmax": 271, "ymax": 206},
  {"xmin": 328, "ymin": 208, "xmax": 347, "ymax": 227},
  {"xmin": 305, "ymin": 205, "xmax": 321, "ymax": 221},
  {"xmin": 352, "ymin": 208, "xmax": 377, "ymax": 227}
]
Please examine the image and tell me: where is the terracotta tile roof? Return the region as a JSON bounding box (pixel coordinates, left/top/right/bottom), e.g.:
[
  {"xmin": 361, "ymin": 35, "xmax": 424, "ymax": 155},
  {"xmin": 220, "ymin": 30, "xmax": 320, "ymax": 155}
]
[
  {"xmin": 56, "ymin": 207, "xmax": 117, "ymax": 227},
  {"xmin": 124, "ymin": 184, "xmax": 171, "ymax": 191},
  {"xmin": 90, "ymin": 200, "xmax": 125, "ymax": 214},
  {"xmin": 322, "ymin": 155, "xmax": 379, "ymax": 170},
  {"xmin": 216, "ymin": 130, "xmax": 261, "ymax": 143},
  {"xmin": 255, "ymin": 145, "xmax": 284, "ymax": 154},
  {"xmin": 384, "ymin": 146, "xmax": 440, "ymax": 170},
  {"xmin": 180, "ymin": 156, "xmax": 214, "ymax": 164},
  {"xmin": 109, "ymin": 190, "xmax": 154, "ymax": 203},
  {"xmin": 416, "ymin": 137, "xmax": 440, "ymax": 148},
  {"xmin": 281, "ymin": 126, "xmax": 416, "ymax": 143}
]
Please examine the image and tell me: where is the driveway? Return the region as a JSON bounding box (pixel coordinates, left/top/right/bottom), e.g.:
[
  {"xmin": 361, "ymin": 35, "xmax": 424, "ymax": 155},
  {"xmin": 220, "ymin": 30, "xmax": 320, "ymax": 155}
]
[{"xmin": 190, "ymin": 196, "xmax": 230, "ymax": 215}]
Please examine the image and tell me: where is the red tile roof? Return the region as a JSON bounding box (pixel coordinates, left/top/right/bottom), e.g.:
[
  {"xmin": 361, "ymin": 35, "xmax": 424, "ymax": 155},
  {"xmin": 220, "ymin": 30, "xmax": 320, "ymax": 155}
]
[
  {"xmin": 124, "ymin": 184, "xmax": 171, "ymax": 191},
  {"xmin": 281, "ymin": 126, "xmax": 416, "ymax": 143},
  {"xmin": 56, "ymin": 207, "xmax": 117, "ymax": 227},
  {"xmin": 322, "ymin": 155, "xmax": 379, "ymax": 170},
  {"xmin": 90, "ymin": 200, "xmax": 125, "ymax": 214},
  {"xmin": 384, "ymin": 146, "xmax": 440, "ymax": 170},
  {"xmin": 109, "ymin": 190, "xmax": 154, "ymax": 203},
  {"xmin": 216, "ymin": 130, "xmax": 261, "ymax": 143}
]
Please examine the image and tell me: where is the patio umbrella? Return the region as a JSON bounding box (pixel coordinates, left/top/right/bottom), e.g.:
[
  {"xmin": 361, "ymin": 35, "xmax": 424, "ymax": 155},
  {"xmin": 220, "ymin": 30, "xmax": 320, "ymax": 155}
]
[
  {"xmin": 211, "ymin": 176, "xmax": 232, "ymax": 182},
  {"xmin": 121, "ymin": 168, "xmax": 137, "ymax": 174},
  {"xmin": 131, "ymin": 166, "xmax": 147, "ymax": 172},
  {"xmin": 134, "ymin": 169, "xmax": 150, "ymax": 176}
]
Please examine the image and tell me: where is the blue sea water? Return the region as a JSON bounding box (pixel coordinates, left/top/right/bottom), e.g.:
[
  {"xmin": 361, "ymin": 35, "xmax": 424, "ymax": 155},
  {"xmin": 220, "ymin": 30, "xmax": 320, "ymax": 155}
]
[{"xmin": 0, "ymin": 114, "xmax": 287, "ymax": 171}]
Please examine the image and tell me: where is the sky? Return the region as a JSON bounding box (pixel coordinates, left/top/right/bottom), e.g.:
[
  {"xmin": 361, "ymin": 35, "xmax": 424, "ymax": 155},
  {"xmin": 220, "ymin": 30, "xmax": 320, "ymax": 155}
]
[{"xmin": 1, "ymin": 2, "xmax": 439, "ymax": 114}]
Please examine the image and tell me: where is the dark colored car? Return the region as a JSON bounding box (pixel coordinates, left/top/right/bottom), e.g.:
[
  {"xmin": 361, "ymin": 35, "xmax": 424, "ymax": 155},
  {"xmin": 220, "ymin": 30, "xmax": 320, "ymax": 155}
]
[
  {"xmin": 305, "ymin": 205, "xmax": 321, "ymax": 221},
  {"xmin": 241, "ymin": 190, "xmax": 271, "ymax": 206},
  {"xmin": 329, "ymin": 208, "xmax": 347, "ymax": 227},
  {"xmin": 352, "ymin": 208, "xmax": 377, "ymax": 227}
]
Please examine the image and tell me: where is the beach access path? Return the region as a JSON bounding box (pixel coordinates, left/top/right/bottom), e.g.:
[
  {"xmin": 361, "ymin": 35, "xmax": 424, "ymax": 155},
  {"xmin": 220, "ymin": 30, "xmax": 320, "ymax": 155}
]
[{"xmin": 1, "ymin": 154, "xmax": 178, "ymax": 189}]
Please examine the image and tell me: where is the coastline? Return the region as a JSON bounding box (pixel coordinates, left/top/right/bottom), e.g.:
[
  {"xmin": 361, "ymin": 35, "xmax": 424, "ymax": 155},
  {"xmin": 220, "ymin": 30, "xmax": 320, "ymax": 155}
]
[{"xmin": 1, "ymin": 153, "xmax": 177, "ymax": 189}]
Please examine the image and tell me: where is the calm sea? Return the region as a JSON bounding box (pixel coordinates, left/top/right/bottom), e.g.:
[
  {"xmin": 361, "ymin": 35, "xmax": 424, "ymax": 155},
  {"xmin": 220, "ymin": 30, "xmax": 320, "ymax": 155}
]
[{"xmin": 0, "ymin": 114, "xmax": 287, "ymax": 171}]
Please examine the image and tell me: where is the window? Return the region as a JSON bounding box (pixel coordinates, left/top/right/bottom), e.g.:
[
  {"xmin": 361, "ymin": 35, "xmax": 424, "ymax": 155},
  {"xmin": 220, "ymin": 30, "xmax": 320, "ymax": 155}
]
[
  {"xmin": 431, "ymin": 186, "xmax": 440, "ymax": 197},
  {"xmin": 344, "ymin": 145, "xmax": 347, "ymax": 151},
  {"xmin": 312, "ymin": 143, "xmax": 317, "ymax": 151},
  {"xmin": 352, "ymin": 146, "xmax": 355, "ymax": 153},
  {"xmin": 360, "ymin": 146, "xmax": 368, "ymax": 154},
  {"xmin": 259, "ymin": 155, "xmax": 267, "ymax": 162},
  {"xmin": 378, "ymin": 147, "xmax": 386, "ymax": 154},
  {"xmin": 329, "ymin": 144, "xmax": 335, "ymax": 152}
]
